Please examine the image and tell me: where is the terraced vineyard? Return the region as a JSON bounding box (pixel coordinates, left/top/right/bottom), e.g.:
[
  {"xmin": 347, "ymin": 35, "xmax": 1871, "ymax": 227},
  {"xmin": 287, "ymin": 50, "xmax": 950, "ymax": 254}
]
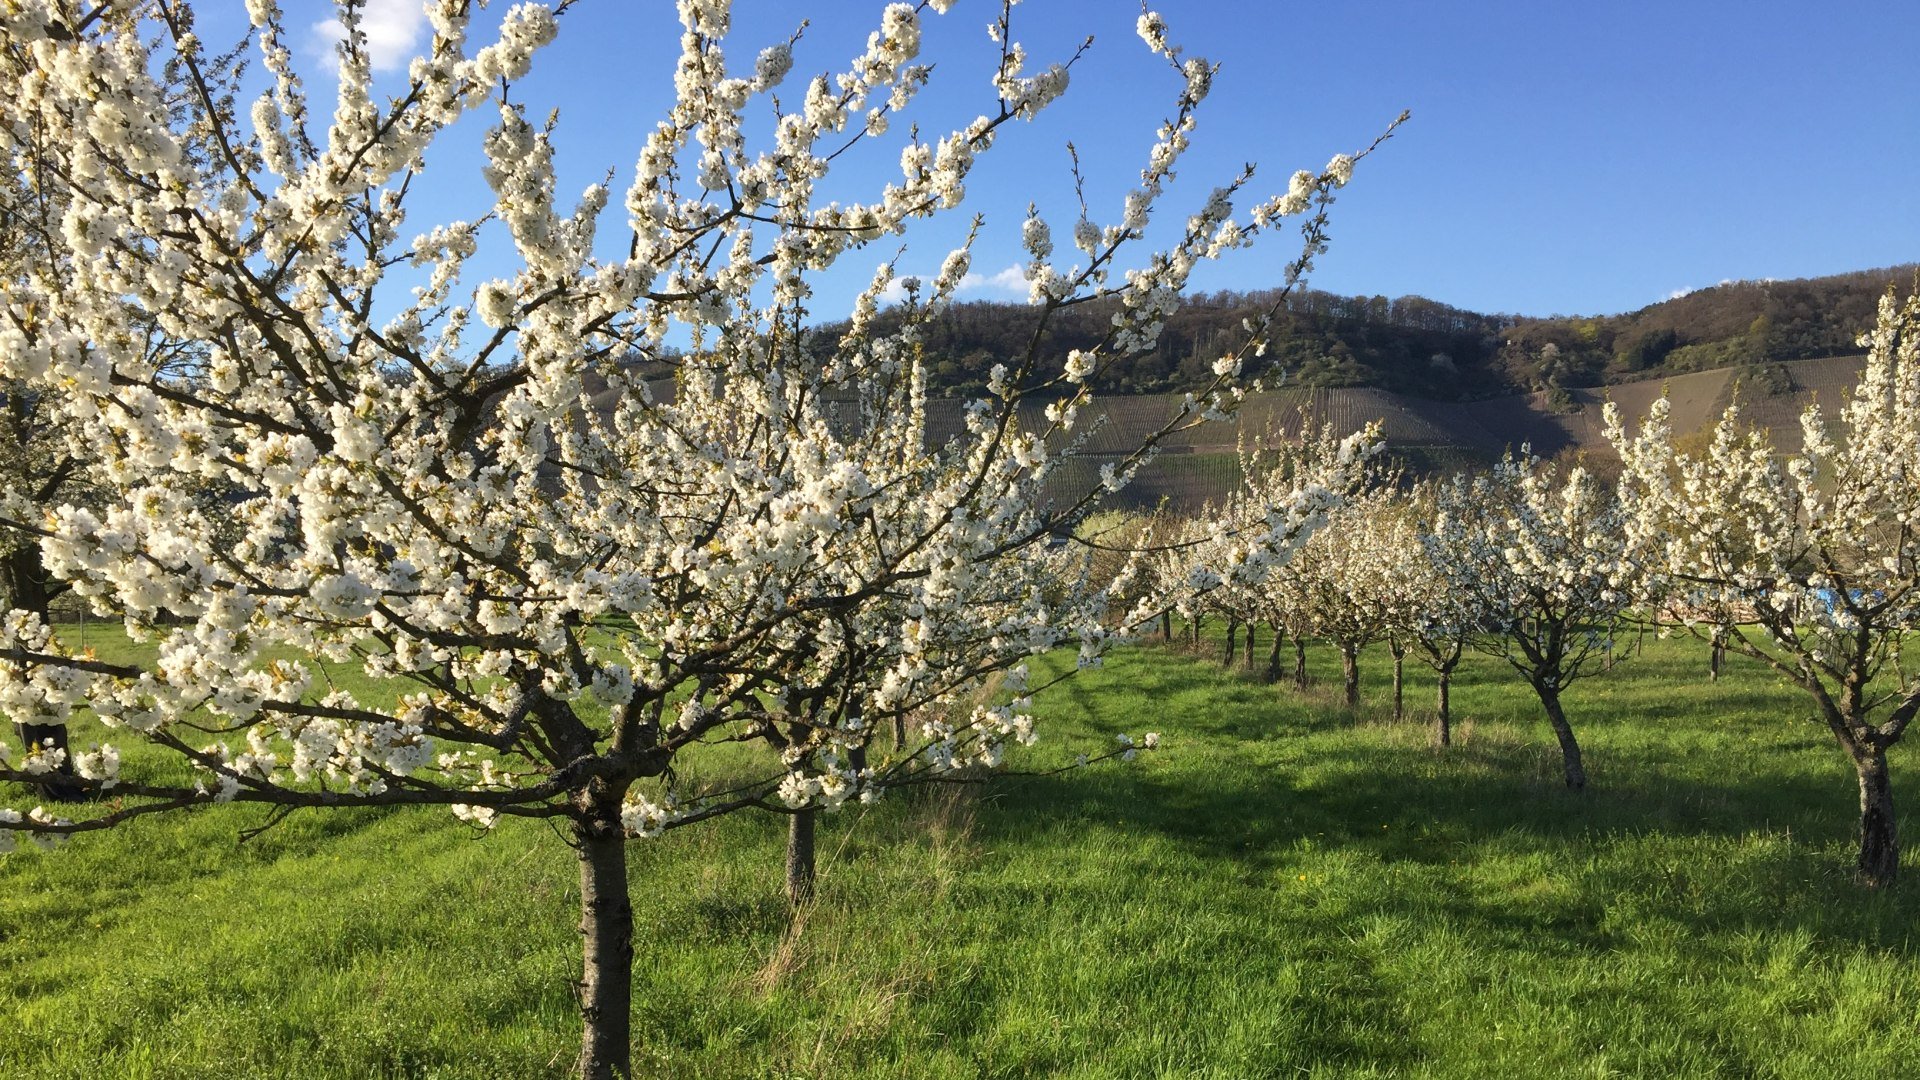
[
  {"xmin": 598, "ymin": 355, "xmax": 1869, "ymax": 513},
  {"xmin": 926, "ymin": 353, "xmax": 1873, "ymax": 511}
]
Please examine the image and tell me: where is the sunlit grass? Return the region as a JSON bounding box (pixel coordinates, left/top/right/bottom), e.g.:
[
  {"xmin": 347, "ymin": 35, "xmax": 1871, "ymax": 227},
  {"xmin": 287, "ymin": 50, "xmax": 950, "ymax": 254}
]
[{"xmin": 3, "ymin": 629, "xmax": 1916, "ymax": 1078}]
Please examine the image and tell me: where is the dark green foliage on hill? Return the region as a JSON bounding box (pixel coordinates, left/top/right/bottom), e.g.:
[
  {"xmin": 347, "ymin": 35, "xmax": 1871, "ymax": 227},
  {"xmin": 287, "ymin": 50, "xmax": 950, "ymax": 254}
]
[
  {"xmin": 1497, "ymin": 265, "xmax": 1917, "ymax": 391},
  {"xmin": 816, "ymin": 265, "xmax": 1917, "ymax": 402}
]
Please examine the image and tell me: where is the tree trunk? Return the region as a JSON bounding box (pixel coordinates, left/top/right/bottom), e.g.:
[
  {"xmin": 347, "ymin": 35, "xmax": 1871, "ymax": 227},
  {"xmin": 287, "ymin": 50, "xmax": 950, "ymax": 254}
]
[
  {"xmin": 1265, "ymin": 626, "xmax": 1284, "ymax": 684},
  {"xmin": 1390, "ymin": 644, "xmax": 1406, "ymax": 722},
  {"xmin": 786, "ymin": 807, "xmax": 817, "ymax": 906},
  {"xmin": 1709, "ymin": 639, "xmax": 1724, "ymax": 681},
  {"xmin": 1854, "ymin": 747, "xmax": 1899, "ymax": 887},
  {"xmin": 845, "ymin": 702, "xmax": 867, "ymax": 774},
  {"xmin": 574, "ymin": 807, "xmax": 635, "ymax": 1080},
  {"xmin": 1161, "ymin": 610, "xmax": 1172, "ymax": 642},
  {"xmin": 1536, "ymin": 684, "xmax": 1587, "ymax": 791},
  {"xmin": 13, "ymin": 722, "xmax": 84, "ymax": 802},
  {"xmin": 892, "ymin": 710, "xmax": 907, "ymax": 751},
  {"xmin": 1435, "ymin": 670, "xmax": 1452, "ymax": 748},
  {"xmin": 1222, "ymin": 619, "xmax": 1238, "ymax": 667},
  {"xmin": 1341, "ymin": 645, "xmax": 1360, "ymax": 710},
  {"xmin": 0, "ymin": 543, "xmax": 54, "ymax": 618},
  {"xmin": 1243, "ymin": 622, "xmax": 1257, "ymax": 670},
  {"xmin": 1293, "ymin": 639, "xmax": 1308, "ymax": 690},
  {"xmin": 4, "ymin": 547, "xmax": 81, "ymax": 801}
]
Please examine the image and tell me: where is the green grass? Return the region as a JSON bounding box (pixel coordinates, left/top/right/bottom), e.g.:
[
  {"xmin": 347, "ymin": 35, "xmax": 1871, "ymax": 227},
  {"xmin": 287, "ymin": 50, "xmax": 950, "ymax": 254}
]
[{"xmin": 4, "ymin": 632, "xmax": 1919, "ymax": 1078}]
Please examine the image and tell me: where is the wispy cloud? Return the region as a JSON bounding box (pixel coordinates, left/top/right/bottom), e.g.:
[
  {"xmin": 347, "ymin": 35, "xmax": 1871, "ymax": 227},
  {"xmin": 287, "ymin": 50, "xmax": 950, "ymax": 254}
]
[
  {"xmin": 308, "ymin": 0, "xmax": 429, "ymax": 75},
  {"xmin": 879, "ymin": 263, "xmax": 1030, "ymax": 304}
]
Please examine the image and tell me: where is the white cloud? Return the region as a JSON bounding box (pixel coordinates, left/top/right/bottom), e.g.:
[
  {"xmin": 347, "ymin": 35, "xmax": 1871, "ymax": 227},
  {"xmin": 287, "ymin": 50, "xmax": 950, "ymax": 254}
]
[
  {"xmin": 962, "ymin": 265, "xmax": 1030, "ymax": 297},
  {"xmin": 878, "ymin": 263, "xmax": 1030, "ymax": 304},
  {"xmin": 309, "ymin": 0, "xmax": 429, "ymax": 75}
]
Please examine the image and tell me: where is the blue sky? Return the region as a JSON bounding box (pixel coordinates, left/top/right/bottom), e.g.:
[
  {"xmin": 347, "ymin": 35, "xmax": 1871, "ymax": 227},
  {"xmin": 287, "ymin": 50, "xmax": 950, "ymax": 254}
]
[{"xmin": 228, "ymin": 1, "xmax": 1917, "ymax": 320}]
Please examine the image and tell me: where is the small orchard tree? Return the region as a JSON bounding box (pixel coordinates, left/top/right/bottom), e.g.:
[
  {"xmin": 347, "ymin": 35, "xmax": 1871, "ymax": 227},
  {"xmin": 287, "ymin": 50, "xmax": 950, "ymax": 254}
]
[
  {"xmin": 1389, "ymin": 481, "xmax": 1485, "ymax": 747},
  {"xmin": 1427, "ymin": 454, "xmax": 1632, "ymax": 789},
  {"xmin": 1607, "ymin": 289, "xmax": 1920, "ymax": 886},
  {"xmin": 0, "ymin": 2, "xmax": 1392, "ymax": 1074},
  {"xmin": 1352, "ymin": 489, "xmax": 1433, "ymax": 723},
  {"xmin": 1276, "ymin": 487, "xmax": 1402, "ymax": 709}
]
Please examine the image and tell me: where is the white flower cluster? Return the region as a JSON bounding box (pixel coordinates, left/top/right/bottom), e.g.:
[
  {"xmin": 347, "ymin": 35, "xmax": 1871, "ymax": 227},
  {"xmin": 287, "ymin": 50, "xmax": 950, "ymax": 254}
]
[
  {"xmin": 1151, "ymin": 420, "xmax": 1385, "ymax": 647},
  {"xmin": 1426, "ymin": 453, "xmax": 1635, "ymax": 681},
  {"xmin": 0, "ymin": 806, "xmax": 70, "ymax": 853}
]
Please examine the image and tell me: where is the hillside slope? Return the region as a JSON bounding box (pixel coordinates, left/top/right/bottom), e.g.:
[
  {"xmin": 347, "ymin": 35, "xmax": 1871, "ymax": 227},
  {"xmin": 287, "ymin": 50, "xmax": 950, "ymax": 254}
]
[
  {"xmin": 953, "ymin": 353, "xmax": 1868, "ymax": 512},
  {"xmin": 831, "ymin": 265, "xmax": 1913, "ymax": 404}
]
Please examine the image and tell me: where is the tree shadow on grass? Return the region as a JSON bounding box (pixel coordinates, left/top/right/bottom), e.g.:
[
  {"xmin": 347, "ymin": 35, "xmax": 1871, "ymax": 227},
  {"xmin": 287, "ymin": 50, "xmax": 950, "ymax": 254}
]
[
  {"xmin": 975, "ymin": 728, "xmax": 1920, "ymax": 956},
  {"xmin": 1048, "ymin": 653, "xmax": 1365, "ymax": 744}
]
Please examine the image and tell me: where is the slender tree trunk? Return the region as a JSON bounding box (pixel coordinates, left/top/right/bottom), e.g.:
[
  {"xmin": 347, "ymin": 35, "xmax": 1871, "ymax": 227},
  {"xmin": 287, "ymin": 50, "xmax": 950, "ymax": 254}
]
[
  {"xmin": 786, "ymin": 808, "xmax": 818, "ymax": 906},
  {"xmin": 1435, "ymin": 669, "xmax": 1452, "ymax": 748},
  {"xmin": 575, "ymin": 805, "xmax": 635, "ymax": 1080},
  {"xmin": 1265, "ymin": 626, "xmax": 1284, "ymax": 684},
  {"xmin": 1161, "ymin": 610, "xmax": 1172, "ymax": 642},
  {"xmin": 892, "ymin": 710, "xmax": 908, "ymax": 751},
  {"xmin": 1535, "ymin": 684, "xmax": 1587, "ymax": 791},
  {"xmin": 1341, "ymin": 645, "xmax": 1360, "ymax": 710},
  {"xmin": 1709, "ymin": 639, "xmax": 1724, "ymax": 681},
  {"xmin": 1854, "ymin": 746, "xmax": 1898, "ymax": 887},
  {"xmin": 1293, "ymin": 639, "xmax": 1308, "ymax": 690},
  {"xmin": 1244, "ymin": 622, "xmax": 1257, "ymax": 670},
  {"xmin": 1190, "ymin": 615, "xmax": 1201, "ymax": 648},
  {"xmin": 1390, "ymin": 643, "xmax": 1406, "ymax": 721},
  {"xmin": 1222, "ymin": 619, "xmax": 1238, "ymax": 667}
]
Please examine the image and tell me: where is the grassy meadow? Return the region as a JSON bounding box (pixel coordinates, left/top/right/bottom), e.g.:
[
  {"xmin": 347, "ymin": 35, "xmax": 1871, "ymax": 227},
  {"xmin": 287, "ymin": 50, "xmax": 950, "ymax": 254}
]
[{"xmin": 4, "ymin": 629, "xmax": 1919, "ymax": 1077}]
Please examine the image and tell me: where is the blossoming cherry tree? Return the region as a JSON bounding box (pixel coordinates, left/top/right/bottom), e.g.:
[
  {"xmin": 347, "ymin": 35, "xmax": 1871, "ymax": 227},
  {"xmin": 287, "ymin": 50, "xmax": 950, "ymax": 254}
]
[{"xmin": 0, "ymin": 1, "xmax": 1387, "ymax": 1073}]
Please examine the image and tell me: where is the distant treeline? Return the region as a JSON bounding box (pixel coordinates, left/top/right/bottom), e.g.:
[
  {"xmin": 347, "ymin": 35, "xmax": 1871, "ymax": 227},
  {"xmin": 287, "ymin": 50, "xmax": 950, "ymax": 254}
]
[{"xmin": 803, "ymin": 265, "xmax": 1918, "ymax": 402}]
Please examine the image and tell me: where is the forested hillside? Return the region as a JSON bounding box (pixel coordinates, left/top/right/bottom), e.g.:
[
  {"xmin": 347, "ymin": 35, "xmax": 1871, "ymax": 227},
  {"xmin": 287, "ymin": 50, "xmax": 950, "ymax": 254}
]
[{"xmin": 811, "ymin": 265, "xmax": 1917, "ymax": 401}]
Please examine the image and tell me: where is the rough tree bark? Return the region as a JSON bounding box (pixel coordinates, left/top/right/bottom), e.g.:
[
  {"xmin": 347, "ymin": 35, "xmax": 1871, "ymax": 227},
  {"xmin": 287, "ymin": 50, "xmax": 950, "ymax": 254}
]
[
  {"xmin": 786, "ymin": 808, "xmax": 818, "ymax": 906},
  {"xmin": 1853, "ymin": 745, "xmax": 1898, "ymax": 887},
  {"xmin": 1293, "ymin": 639, "xmax": 1308, "ymax": 690},
  {"xmin": 1243, "ymin": 622, "xmax": 1257, "ymax": 670},
  {"xmin": 574, "ymin": 795, "xmax": 635, "ymax": 1080},
  {"xmin": 1222, "ymin": 619, "xmax": 1238, "ymax": 667},
  {"xmin": 0, "ymin": 544, "xmax": 54, "ymax": 617},
  {"xmin": 1435, "ymin": 670, "xmax": 1452, "ymax": 748},
  {"xmin": 1265, "ymin": 625, "xmax": 1284, "ymax": 684},
  {"xmin": 1535, "ymin": 683, "xmax": 1587, "ymax": 790}
]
